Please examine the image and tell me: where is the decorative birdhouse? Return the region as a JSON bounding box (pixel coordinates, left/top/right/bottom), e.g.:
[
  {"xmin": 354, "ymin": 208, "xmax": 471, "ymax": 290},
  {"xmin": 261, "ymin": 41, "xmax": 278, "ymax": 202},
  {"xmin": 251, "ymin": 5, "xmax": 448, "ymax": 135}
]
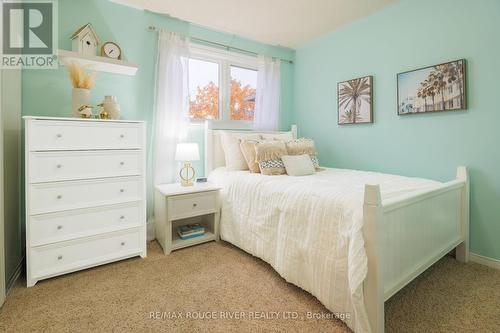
[{"xmin": 71, "ymin": 23, "xmax": 101, "ymax": 57}]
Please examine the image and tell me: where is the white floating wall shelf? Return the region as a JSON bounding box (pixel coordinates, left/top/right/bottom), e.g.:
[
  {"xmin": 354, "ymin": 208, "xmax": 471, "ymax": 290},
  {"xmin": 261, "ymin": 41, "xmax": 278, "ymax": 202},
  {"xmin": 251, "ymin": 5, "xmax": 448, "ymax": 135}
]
[{"xmin": 58, "ymin": 49, "xmax": 138, "ymax": 76}]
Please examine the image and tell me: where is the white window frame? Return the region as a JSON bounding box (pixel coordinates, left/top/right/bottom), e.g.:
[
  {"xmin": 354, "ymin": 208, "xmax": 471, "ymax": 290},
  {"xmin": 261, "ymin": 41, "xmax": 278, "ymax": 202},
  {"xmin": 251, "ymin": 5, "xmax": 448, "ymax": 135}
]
[{"xmin": 188, "ymin": 43, "xmax": 258, "ymax": 129}]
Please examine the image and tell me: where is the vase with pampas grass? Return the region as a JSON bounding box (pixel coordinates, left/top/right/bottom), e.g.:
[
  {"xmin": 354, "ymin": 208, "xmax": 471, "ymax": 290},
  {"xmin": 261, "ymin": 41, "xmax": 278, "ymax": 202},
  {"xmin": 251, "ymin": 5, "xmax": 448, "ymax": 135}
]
[{"xmin": 67, "ymin": 62, "xmax": 96, "ymax": 117}]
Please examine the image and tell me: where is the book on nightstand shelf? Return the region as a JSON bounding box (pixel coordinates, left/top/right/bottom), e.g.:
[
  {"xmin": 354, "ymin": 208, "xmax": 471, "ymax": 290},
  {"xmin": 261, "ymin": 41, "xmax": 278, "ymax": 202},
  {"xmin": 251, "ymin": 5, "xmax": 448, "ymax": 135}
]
[{"xmin": 177, "ymin": 224, "xmax": 205, "ymax": 240}]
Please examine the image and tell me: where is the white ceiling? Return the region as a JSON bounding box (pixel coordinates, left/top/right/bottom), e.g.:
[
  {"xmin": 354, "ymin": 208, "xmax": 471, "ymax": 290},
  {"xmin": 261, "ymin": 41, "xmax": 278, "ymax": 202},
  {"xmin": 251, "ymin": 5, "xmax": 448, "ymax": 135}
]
[{"xmin": 110, "ymin": 0, "xmax": 395, "ymax": 49}]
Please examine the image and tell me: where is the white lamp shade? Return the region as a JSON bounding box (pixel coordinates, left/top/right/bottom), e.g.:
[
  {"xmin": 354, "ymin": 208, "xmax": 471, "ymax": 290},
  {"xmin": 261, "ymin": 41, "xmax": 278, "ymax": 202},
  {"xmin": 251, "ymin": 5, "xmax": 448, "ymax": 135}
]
[{"xmin": 175, "ymin": 143, "xmax": 200, "ymax": 161}]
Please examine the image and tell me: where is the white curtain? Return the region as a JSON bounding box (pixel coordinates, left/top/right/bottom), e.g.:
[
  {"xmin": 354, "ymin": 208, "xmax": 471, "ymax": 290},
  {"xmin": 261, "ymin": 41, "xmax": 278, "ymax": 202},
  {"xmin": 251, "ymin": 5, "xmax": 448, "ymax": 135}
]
[
  {"xmin": 254, "ymin": 55, "xmax": 281, "ymax": 131},
  {"xmin": 152, "ymin": 32, "xmax": 190, "ymax": 185}
]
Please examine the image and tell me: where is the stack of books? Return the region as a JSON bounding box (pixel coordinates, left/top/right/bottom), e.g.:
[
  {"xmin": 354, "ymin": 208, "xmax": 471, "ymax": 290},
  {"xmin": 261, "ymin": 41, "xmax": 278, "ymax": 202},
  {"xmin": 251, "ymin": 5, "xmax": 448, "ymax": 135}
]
[{"xmin": 177, "ymin": 223, "xmax": 205, "ymax": 240}]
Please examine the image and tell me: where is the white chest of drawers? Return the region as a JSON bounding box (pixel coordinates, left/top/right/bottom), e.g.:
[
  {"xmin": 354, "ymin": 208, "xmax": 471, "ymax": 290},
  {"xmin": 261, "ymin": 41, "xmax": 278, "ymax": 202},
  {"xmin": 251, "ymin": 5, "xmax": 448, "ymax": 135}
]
[{"xmin": 24, "ymin": 117, "xmax": 147, "ymax": 287}]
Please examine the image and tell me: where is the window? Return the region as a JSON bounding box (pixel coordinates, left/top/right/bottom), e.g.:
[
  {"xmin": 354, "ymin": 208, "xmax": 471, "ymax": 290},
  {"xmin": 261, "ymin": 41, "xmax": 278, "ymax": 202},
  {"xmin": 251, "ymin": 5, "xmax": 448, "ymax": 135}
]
[
  {"xmin": 187, "ymin": 44, "xmax": 258, "ymax": 125},
  {"xmin": 188, "ymin": 58, "xmax": 219, "ymax": 120},
  {"xmin": 230, "ymin": 66, "xmax": 257, "ymax": 121}
]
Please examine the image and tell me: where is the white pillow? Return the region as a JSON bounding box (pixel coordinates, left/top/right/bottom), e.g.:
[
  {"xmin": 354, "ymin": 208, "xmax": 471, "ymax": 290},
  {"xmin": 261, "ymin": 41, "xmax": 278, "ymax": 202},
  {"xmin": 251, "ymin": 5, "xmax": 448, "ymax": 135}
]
[
  {"xmin": 261, "ymin": 132, "xmax": 294, "ymax": 142},
  {"xmin": 282, "ymin": 154, "xmax": 315, "ymax": 176},
  {"xmin": 219, "ymin": 132, "xmax": 261, "ymax": 171}
]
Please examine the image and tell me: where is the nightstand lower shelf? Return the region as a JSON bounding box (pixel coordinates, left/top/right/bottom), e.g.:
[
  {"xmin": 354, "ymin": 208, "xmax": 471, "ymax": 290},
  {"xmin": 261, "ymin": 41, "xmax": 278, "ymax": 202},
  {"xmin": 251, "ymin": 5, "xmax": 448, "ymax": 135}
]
[{"xmin": 172, "ymin": 232, "xmax": 216, "ymax": 250}]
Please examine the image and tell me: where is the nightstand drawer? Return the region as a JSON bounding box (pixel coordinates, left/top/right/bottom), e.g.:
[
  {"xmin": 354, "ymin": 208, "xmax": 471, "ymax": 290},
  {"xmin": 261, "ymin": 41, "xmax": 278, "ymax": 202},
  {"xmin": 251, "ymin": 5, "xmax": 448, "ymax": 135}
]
[{"xmin": 167, "ymin": 191, "xmax": 218, "ymax": 220}]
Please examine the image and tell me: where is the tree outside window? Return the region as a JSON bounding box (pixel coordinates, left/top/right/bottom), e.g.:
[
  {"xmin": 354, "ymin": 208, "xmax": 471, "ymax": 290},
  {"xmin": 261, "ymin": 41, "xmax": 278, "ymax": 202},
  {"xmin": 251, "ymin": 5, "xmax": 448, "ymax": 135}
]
[{"xmin": 188, "ymin": 58, "xmax": 257, "ymax": 121}]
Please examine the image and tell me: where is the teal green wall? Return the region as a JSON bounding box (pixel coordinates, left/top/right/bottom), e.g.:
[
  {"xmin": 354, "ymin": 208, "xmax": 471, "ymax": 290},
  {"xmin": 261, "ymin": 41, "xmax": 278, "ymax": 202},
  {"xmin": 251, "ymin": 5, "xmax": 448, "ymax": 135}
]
[
  {"xmin": 294, "ymin": 0, "xmax": 500, "ymax": 260},
  {"xmin": 22, "ymin": 0, "xmax": 294, "ymax": 218}
]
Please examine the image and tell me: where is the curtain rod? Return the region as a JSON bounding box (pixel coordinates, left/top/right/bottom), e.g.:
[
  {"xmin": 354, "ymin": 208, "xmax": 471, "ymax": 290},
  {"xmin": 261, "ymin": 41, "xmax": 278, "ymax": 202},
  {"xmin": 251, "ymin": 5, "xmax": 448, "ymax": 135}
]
[{"xmin": 148, "ymin": 26, "xmax": 294, "ymax": 64}]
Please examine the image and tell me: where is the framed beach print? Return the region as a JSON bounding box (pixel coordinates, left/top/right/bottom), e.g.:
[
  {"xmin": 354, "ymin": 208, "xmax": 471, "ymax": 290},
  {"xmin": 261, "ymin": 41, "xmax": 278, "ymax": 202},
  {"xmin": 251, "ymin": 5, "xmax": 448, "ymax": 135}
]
[
  {"xmin": 397, "ymin": 59, "xmax": 466, "ymax": 115},
  {"xmin": 337, "ymin": 75, "xmax": 373, "ymax": 125}
]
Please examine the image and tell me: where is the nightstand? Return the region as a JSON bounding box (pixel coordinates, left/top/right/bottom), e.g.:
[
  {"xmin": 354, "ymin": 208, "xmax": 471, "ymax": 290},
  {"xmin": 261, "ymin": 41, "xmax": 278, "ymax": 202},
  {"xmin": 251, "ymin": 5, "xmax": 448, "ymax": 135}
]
[{"xmin": 154, "ymin": 183, "xmax": 221, "ymax": 255}]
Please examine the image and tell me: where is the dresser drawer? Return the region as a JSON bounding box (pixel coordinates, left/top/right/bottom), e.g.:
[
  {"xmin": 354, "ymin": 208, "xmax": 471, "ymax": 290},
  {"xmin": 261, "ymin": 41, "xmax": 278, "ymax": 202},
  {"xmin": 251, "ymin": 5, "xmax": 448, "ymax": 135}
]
[
  {"xmin": 27, "ymin": 119, "xmax": 143, "ymax": 151},
  {"xmin": 29, "ymin": 150, "xmax": 143, "ymax": 183},
  {"xmin": 30, "ymin": 229, "xmax": 141, "ymax": 279},
  {"xmin": 29, "ymin": 177, "xmax": 143, "ymax": 215},
  {"xmin": 168, "ymin": 191, "xmax": 218, "ymax": 220},
  {"xmin": 29, "ymin": 202, "xmax": 143, "ymax": 246}
]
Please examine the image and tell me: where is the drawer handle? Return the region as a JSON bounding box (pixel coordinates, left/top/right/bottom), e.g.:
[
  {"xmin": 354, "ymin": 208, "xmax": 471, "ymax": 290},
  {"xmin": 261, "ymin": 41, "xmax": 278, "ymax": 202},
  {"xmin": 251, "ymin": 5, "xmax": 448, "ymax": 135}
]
[
  {"xmin": 57, "ymin": 255, "xmax": 63, "ymax": 260},
  {"xmin": 57, "ymin": 195, "xmax": 62, "ymax": 199},
  {"xmin": 120, "ymin": 134, "xmax": 125, "ymax": 139},
  {"xmin": 56, "ymin": 164, "xmax": 62, "ymax": 169},
  {"xmin": 120, "ymin": 189, "xmax": 125, "ymax": 193},
  {"xmin": 120, "ymin": 215, "xmax": 125, "ymax": 220},
  {"xmin": 121, "ymin": 242, "xmax": 126, "ymax": 246},
  {"xmin": 56, "ymin": 134, "xmax": 62, "ymax": 138},
  {"xmin": 57, "ymin": 225, "xmax": 63, "ymax": 230},
  {"xmin": 120, "ymin": 161, "xmax": 125, "ymax": 166},
  {"xmin": 193, "ymin": 203, "xmax": 197, "ymax": 208}
]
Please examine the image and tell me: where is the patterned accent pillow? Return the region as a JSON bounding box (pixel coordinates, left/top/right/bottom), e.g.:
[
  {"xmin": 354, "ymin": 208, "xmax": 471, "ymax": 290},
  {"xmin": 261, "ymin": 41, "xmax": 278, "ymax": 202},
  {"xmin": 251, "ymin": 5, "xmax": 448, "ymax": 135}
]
[
  {"xmin": 259, "ymin": 159, "xmax": 285, "ymax": 170},
  {"xmin": 310, "ymin": 155, "xmax": 320, "ymax": 169},
  {"xmin": 255, "ymin": 141, "xmax": 287, "ymax": 175},
  {"xmin": 285, "ymin": 138, "xmax": 320, "ymax": 169}
]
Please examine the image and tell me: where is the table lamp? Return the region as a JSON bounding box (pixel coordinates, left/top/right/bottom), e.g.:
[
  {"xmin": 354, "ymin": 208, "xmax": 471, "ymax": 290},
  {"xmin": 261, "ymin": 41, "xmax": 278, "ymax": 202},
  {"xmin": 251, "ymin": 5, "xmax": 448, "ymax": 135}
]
[{"xmin": 175, "ymin": 143, "xmax": 200, "ymax": 187}]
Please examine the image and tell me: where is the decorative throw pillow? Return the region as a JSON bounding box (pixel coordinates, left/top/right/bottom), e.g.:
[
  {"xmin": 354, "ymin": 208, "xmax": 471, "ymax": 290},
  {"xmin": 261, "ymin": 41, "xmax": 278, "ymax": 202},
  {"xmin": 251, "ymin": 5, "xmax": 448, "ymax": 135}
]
[
  {"xmin": 220, "ymin": 132, "xmax": 261, "ymax": 171},
  {"xmin": 285, "ymin": 138, "xmax": 320, "ymax": 169},
  {"xmin": 261, "ymin": 131, "xmax": 294, "ymax": 142},
  {"xmin": 282, "ymin": 154, "xmax": 315, "ymax": 176},
  {"xmin": 240, "ymin": 139, "xmax": 261, "ymax": 173},
  {"xmin": 255, "ymin": 140, "xmax": 287, "ymax": 175}
]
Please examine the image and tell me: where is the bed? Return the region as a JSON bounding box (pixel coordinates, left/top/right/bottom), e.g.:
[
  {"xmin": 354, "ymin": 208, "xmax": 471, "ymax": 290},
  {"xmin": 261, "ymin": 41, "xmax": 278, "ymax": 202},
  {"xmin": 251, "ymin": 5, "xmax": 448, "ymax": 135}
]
[{"xmin": 204, "ymin": 122, "xmax": 469, "ymax": 333}]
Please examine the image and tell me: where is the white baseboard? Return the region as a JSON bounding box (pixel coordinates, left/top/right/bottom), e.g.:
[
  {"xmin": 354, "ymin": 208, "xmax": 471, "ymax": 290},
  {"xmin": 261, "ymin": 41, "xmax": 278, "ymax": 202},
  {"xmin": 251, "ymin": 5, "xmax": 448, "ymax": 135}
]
[{"xmin": 470, "ymin": 252, "xmax": 500, "ymax": 270}]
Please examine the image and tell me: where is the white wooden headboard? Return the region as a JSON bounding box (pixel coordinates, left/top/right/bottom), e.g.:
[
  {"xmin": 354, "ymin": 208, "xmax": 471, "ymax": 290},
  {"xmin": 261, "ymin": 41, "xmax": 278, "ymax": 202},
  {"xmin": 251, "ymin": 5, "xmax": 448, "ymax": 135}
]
[{"xmin": 204, "ymin": 121, "xmax": 297, "ymax": 175}]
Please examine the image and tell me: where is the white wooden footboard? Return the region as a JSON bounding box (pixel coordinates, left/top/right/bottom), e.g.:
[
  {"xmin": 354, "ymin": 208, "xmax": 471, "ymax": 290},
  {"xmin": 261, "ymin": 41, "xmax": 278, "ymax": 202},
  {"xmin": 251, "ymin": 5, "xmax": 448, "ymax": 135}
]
[{"xmin": 363, "ymin": 166, "xmax": 469, "ymax": 333}]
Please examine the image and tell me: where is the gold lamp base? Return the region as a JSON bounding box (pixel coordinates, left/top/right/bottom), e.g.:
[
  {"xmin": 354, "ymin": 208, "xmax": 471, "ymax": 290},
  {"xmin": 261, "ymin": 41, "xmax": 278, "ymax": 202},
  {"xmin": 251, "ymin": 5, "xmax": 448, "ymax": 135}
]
[{"xmin": 179, "ymin": 162, "xmax": 195, "ymax": 187}]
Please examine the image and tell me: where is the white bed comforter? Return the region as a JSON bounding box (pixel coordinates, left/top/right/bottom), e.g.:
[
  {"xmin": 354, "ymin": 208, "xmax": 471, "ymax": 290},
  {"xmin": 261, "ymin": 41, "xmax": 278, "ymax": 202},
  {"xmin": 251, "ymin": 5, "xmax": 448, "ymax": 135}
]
[{"xmin": 209, "ymin": 167, "xmax": 440, "ymax": 332}]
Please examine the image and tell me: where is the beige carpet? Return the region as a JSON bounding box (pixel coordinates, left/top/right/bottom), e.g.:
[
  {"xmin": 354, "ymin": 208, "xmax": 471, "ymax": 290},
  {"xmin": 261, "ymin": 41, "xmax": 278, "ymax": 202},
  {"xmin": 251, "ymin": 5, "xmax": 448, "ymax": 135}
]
[{"xmin": 1, "ymin": 241, "xmax": 499, "ymax": 332}]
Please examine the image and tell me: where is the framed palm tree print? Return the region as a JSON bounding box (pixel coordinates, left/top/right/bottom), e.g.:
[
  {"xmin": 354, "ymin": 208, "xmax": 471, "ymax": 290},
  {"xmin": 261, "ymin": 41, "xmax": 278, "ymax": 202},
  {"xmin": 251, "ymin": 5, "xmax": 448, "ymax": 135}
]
[
  {"xmin": 397, "ymin": 59, "xmax": 466, "ymax": 115},
  {"xmin": 337, "ymin": 75, "xmax": 373, "ymax": 125}
]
